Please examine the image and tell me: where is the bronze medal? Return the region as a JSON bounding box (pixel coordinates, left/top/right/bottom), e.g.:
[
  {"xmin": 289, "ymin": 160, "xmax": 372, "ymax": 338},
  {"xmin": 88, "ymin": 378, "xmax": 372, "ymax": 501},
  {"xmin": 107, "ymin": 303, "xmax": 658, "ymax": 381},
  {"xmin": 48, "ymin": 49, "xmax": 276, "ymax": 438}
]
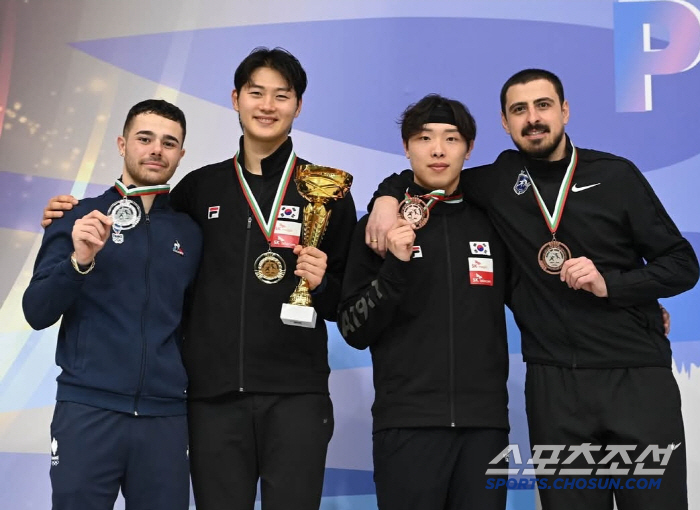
[
  {"xmin": 526, "ymin": 145, "xmax": 579, "ymax": 275},
  {"xmin": 399, "ymin": 196, "xmax": 429, "ymax": 229},
  {"xmin": 538, "ymin": 240, "xmax": 571, "ymax": 274},
  {"xmin": 254, "ymin": 251, "xmax": 286, "ymax": 284}
]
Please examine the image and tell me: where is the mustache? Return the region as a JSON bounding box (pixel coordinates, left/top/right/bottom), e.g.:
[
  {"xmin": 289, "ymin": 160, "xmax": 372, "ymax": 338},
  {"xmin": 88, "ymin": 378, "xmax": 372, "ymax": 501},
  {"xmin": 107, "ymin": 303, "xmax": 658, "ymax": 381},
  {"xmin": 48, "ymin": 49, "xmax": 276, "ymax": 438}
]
[{"xmin": 521, "ymin": 124, "xmax": 550, "ymax": 136}]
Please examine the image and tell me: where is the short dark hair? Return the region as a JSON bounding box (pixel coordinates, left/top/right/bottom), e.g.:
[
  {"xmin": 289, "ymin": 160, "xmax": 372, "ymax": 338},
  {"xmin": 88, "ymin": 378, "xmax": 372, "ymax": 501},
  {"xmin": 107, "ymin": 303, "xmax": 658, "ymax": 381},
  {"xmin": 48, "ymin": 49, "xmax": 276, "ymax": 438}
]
[
  {"xmin": 234, "ymin": 47, "xmax": 308, "ymax": 101},
  {"xmin": 500, "ymin": 68, "xmax": 565, "ymax": 115},
  {"xmin": 400, "ymin": 94, "xmax": 477, "ymax": 145},
  {"xmin": 122, "ymin": 99, "xmax": 187, "ymax": 144}
]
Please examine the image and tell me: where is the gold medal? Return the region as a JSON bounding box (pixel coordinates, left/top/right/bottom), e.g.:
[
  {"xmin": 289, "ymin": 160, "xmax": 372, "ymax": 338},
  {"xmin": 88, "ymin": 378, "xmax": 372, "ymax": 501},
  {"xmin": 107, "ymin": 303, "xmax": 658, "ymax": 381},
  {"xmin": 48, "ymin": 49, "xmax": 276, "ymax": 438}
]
[
  {"xmin": 538, "ymin": 240, "xmax": 571, "ymax": 274},
  {"xmin": 254, "ymin": 251, "xmax": 286, "ymax": 284},
  {"xmin": 399, "ymin": 196, "xmax": 429, "ymax": 229}
]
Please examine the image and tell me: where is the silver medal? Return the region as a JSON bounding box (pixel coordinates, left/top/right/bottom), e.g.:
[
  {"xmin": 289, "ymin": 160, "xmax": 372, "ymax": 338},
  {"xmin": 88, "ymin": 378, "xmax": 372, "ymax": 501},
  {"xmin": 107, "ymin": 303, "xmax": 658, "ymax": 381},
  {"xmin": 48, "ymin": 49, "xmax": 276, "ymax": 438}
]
[{"xmin": 108, "ymin": 198, "xmax": 141, "ymax": 230}]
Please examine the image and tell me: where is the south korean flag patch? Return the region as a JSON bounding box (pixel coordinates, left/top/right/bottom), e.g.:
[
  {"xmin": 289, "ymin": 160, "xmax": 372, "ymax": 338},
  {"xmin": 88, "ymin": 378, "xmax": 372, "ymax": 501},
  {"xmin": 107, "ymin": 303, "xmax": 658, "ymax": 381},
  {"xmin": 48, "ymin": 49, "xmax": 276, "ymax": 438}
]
[
  {"xmin": 278, "ymin": 205, "xmax": 300, "ymax": 220},
  {"xmin": 470, "ymin": 242, "xmax": 491, "ymax": 256},
  {"xmin": 469, "ymin": 257, "xmax": 494, "ymax": 286}
]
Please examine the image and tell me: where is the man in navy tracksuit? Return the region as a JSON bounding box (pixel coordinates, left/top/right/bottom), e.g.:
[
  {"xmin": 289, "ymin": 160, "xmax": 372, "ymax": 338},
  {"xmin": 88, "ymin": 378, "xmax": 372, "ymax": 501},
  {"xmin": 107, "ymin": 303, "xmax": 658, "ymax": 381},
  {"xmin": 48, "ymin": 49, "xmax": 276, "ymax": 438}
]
[
  {"xmin": 339, "ymin": 95, "xmax": 509, "ymax": 510},
  {"xmin": 23, "ymin": 99, "xmax": 201, "ymax": 510}
]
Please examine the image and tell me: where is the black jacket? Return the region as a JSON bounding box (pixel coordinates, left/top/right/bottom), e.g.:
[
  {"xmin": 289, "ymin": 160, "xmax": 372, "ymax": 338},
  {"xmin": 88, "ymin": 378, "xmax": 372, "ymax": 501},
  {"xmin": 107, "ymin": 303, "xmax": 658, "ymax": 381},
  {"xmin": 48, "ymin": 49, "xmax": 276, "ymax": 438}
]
[
  {"xmin": 170, "ymin": 137, "xmax": 357, "ymax": 398},
  {"xmin": 342, "ymin": 174, "xmax": 509, "ymax": 432},
  {"xmin": 377, "ymin": 139, "xmax": 698, "ymax": 368}
]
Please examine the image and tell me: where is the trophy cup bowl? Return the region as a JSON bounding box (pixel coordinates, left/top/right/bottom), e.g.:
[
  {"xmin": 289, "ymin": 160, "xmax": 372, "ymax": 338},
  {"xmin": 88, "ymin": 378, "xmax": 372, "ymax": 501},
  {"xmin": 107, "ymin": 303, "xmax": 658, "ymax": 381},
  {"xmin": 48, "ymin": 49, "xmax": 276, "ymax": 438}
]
[{"xmin": 280, "ymin": 165, "xmax": 353, "ymax": 328}]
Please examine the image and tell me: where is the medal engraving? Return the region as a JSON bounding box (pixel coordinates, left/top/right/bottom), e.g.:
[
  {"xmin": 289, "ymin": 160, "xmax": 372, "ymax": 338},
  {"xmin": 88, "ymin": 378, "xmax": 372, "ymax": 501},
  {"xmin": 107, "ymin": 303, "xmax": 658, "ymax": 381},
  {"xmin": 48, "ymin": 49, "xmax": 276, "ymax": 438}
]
[
  {"xmin": 108, "ymin": 199, "xmax": 141, "ymax": 230},
  {"xmin": 538, "ymin": 240, "xmax": 571, "ymax": 274},
  {"xmin": 254, "ymin": 251, "xmax": 286, "ymax": 284},
  {"xmin": 399, "ymin": 196, "xmax": 429, "ymax": 229}
]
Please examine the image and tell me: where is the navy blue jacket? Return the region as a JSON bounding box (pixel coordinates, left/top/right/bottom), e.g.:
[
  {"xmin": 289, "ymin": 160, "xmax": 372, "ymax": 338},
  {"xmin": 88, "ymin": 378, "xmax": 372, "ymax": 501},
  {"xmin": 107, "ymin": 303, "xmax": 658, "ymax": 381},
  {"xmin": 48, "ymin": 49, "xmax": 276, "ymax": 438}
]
[{"xmin": 23, "ymin": 185, "xmax": 202, "ymax": 416}]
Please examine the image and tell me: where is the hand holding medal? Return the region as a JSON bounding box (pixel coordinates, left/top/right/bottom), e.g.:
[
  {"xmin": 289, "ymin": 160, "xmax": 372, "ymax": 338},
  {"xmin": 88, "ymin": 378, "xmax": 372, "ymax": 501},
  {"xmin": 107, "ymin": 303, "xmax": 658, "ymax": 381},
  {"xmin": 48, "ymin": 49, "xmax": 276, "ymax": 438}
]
[
  {"xmin": 71, "ymin": 210, "xmax": 113, "ymax": 269},
  {"xmin": 559, "ymin": 256, "xmax": 608, "ymax": 297},
  {"xmin": 386, "ymin": 219, "xmax": 416, "ymax": 261}
]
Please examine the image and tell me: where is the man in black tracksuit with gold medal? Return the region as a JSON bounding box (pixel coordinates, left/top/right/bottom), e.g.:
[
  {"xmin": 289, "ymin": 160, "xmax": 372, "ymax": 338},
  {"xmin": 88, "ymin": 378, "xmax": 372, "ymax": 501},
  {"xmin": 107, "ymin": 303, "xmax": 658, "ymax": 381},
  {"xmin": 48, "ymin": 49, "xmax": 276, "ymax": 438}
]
[
  {"xmin": 367, "ymin": 70, "xmax": 698, "ymax": 510},
  {"xmin": 340, "ymin": 95, "xmax": 510, "ymax": 510},
  {"xmin": 169, "ymin": 48, "xmax": 357, "ymax": 510}
]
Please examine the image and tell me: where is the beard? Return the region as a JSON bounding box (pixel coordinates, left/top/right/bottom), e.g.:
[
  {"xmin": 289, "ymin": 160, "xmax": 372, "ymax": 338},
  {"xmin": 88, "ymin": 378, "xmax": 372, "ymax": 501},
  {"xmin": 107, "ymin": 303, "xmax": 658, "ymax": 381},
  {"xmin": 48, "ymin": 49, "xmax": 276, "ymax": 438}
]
[{"xmin": 512, "ymin": 125, "xmax": 565, "ymax": 160}]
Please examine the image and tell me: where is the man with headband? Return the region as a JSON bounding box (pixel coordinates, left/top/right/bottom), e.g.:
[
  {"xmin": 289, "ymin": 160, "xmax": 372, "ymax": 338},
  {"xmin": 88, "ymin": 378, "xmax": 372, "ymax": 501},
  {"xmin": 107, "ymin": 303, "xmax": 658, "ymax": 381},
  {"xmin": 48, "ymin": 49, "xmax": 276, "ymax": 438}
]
[
  {"xmin": 366, "ymin": 70, "xmax": 697, "ymax": 510},
  {"xmin": 339, "ymin": 94, "xmax": 510, "ymax": 510},
  {"xmin": 23, "ymin": 99, "xmax": 201, "ymax": 510}
]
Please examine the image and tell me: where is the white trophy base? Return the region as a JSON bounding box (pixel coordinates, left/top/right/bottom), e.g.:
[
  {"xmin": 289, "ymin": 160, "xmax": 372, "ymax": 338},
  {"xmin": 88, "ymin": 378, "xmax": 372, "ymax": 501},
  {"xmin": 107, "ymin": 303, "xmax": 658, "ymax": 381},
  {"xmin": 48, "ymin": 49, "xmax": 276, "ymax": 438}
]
[{"xmin": 280, "ymin": 303, "xmax": 317, "ymax": 328}]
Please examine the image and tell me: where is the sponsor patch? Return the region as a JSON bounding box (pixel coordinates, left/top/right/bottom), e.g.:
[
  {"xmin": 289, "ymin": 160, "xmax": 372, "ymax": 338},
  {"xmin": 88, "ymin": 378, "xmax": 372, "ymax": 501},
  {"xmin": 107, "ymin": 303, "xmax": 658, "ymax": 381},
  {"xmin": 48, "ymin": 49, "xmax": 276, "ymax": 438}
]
[
  {"xmin": 469, "ymin": 257, "xmax": 494, "ymax": 286},
  {"xmin": 271, "ymin": 220, "xmax": 302, "ymax": 248}
]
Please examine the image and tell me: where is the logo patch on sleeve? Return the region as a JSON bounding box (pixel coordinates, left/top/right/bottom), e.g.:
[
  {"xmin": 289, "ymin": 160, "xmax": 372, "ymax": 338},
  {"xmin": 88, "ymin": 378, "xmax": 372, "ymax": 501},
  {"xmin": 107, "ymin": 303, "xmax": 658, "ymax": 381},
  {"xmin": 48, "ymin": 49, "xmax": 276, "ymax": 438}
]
[
  {"xmin": 469, "ymin": 257, "xmax": 494, "ymax": 286},
  {"xmin": 470, "ymin": 241, "xmax": 491, "ymax": 256}
]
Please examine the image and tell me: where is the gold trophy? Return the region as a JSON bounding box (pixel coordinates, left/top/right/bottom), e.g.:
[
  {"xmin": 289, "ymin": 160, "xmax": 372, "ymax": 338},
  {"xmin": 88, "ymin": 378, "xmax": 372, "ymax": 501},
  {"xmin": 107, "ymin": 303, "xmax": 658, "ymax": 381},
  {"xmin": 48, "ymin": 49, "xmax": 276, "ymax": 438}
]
[{"xmin": 280, "ymin": 165, "xmax": 353, "ymax": 328}]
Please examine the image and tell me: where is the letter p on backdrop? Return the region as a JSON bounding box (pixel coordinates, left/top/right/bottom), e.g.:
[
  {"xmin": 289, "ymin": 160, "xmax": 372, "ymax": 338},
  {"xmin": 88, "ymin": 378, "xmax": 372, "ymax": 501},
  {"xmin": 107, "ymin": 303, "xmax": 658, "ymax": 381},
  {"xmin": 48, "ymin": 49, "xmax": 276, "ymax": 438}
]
[{"xmin": 615, "ymin": 0, "xmax": 700, "ymax": 112}]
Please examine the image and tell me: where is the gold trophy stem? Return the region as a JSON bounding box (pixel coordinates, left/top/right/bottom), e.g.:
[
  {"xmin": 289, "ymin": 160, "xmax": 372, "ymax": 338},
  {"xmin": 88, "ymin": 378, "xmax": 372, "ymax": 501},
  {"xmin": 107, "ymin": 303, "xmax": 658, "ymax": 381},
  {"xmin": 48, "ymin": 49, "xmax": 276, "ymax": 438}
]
[{"xmin": 287, "ymin": 204, "xmax": 332, "ymax": 307}]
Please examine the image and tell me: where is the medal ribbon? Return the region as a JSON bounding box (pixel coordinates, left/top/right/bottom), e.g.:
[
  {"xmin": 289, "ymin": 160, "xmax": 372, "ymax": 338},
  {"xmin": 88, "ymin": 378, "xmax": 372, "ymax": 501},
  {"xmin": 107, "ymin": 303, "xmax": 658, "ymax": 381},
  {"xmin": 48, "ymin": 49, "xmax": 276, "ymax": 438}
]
[
  {"xmin": 403, "ymin": 189, "xmax": 464, "ymax": 210},
  {"xmin": 524, "ymin": 145, "xmax": 578, "ymax": 236},
  {"xmin": 234, "ymin": 150, "xmax": 296, "ymax": 242},
  {"xmin": 114, "ymin": 180, "xmax": 170, "ymax": 197}
]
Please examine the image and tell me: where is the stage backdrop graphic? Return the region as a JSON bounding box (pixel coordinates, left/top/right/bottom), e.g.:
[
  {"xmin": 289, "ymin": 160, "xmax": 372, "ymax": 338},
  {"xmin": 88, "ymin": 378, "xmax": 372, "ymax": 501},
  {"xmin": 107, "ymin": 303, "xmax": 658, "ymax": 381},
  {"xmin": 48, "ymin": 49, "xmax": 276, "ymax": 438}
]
[{"xmin": 1, "ymin": 1, "xmax": 699, "ymax": 509}]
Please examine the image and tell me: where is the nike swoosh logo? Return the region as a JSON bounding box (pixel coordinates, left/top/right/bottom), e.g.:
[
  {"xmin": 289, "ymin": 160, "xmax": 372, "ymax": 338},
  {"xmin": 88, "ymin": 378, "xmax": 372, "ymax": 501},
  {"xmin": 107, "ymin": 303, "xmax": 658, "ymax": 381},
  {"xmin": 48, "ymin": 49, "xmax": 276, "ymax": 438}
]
[
  {"xmin": 571, "ymin": 183, "xmax": 601, "ymax": 192},
  {"xmin": 671, "ymin": 442, "xmax": 682, "ymax": 450}
]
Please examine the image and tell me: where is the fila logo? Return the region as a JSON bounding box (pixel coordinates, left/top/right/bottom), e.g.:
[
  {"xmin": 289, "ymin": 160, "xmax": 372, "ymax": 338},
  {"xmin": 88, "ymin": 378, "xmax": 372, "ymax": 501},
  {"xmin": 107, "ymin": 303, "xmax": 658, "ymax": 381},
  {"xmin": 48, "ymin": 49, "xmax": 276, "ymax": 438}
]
[
  {"xmin": 571, "ymin": 183, "xmax": 601, "ymax": 193},
  {"xmin": 208, "ymin": 206, "xmax": 220, "ymax": 219},
  {"xmin": 412, "ymin": 246, "xmax": 423, "ymax": 258}
]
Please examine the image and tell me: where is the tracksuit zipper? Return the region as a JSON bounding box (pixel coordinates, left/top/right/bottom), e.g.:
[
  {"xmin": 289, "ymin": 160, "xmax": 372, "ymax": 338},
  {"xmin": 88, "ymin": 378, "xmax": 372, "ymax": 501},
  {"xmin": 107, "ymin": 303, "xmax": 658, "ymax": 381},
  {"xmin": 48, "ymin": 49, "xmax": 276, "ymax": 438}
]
[
  {"xmin": 134, "ymin": 213, "xmax": 151, "ymax": 415},
  {"xmin": 239, "ymin": 214, "xmax": 252, "ymax": 391},
  {"xmin": 443, "ymin": 215, "xmax": 456, "ymax": 427}
]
